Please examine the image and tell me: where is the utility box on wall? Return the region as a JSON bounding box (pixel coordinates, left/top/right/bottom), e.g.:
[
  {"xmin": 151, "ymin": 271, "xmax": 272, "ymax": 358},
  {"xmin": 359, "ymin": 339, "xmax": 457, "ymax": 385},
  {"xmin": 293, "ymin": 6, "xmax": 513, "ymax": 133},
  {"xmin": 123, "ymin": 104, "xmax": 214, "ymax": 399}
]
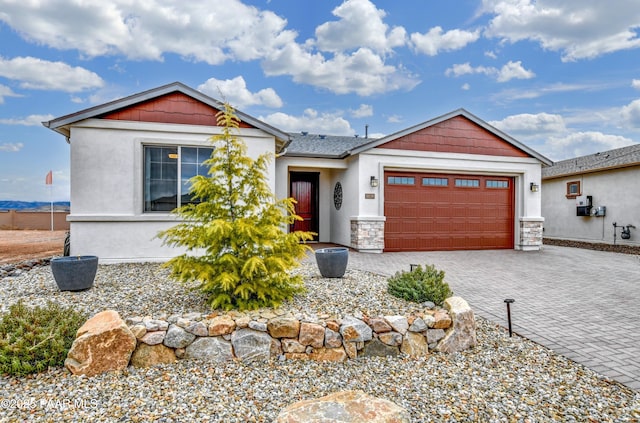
[
  {"xmin": 593, "ymin": 206, "xmax": 606, "ymax": 217},
  {"xmin": 576, "ymin": 195, "xmax": 592, "ymax": 216}
]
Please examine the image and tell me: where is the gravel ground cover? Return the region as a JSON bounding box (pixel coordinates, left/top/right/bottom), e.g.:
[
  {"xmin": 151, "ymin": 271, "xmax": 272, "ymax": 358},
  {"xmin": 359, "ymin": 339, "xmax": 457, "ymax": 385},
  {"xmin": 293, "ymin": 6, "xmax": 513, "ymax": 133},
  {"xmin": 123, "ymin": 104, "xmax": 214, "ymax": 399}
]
[{"xmin": 1, "ymin": 263, "xmax": 639, "ymax": 422}]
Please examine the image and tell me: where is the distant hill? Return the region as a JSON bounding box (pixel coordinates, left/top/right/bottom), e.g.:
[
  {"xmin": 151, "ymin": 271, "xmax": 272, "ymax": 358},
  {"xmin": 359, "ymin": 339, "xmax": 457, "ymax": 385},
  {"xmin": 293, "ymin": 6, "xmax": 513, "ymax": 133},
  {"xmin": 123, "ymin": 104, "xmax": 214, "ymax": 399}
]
[{"xmin": 0, "ymin": 201, "xmax": 70, "ymax": 211}]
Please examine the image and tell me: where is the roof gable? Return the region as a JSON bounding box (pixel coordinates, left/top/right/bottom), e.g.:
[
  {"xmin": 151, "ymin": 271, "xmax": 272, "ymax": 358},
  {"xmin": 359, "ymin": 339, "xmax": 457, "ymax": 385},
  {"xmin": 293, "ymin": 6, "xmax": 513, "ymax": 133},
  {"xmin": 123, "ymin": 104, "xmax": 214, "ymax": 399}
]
[
  {"xmin": 376, "ymin": 115, "xmax": 528, "ymax": 157},
  {"xmin": 351, "ymin": 109, "xmax": 552, "ymax": 165},
  {"xmin": 43, "ymin": 82, "xmax": 290, "ymax": 147},
  {"xmin": 101, "ymin": 91, "xmax": 252, "ymax": 128}
]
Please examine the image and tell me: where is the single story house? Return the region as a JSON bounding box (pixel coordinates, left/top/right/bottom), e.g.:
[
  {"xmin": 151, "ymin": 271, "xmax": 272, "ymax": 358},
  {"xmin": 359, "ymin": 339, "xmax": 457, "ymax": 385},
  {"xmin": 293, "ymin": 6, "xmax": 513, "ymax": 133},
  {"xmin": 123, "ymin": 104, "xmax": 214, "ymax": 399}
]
[
  {"xmin": 542, "ymin": 143, "xmax": 640, "ymax": 246},
  {"xmin": 44, "ymin": 82, "xmax": 551, "ymax": 262}
]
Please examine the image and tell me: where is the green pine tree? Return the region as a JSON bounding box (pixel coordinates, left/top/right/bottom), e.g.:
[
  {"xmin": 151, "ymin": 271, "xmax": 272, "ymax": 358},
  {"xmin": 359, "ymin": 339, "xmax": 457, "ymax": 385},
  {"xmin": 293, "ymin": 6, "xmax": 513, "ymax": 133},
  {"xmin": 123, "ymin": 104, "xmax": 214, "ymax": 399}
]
[{"xmin": 158, "ymin": 103, "xmax": 314, "ymax": 311}]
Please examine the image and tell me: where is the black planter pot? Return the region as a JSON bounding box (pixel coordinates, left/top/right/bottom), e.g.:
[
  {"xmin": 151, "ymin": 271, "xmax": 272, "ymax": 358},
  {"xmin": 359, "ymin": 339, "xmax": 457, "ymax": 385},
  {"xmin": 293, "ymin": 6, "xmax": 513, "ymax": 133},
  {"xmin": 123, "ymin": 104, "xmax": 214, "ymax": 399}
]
[
  {"xmin": 315, "ymin": 247, "xmax": 349, "ymax": 278},
  {"xmin": 51, "ymin": 256, "xmax": 98, "ymax": 291}
]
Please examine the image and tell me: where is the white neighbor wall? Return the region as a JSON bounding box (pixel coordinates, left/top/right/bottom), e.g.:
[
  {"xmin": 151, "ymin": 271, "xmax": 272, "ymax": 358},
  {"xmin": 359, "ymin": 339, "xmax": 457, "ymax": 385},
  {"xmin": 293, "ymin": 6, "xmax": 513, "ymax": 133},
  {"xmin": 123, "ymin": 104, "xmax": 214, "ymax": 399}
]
[
  {"xmin": 68, "ymin": 119, "xmax": 277, "ymax": 262},
  {"xmin": 542, "ymin": 167, "xmax": 640, "ymax": 246}
]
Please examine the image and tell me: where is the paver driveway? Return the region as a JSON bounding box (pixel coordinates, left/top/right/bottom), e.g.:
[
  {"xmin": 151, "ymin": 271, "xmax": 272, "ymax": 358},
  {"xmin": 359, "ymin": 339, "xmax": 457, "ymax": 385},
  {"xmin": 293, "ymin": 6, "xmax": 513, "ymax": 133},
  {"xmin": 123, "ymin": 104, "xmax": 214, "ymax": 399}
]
[{"xmin": 338, "ymin": 245, "xmax": 640, "ymax": 391}]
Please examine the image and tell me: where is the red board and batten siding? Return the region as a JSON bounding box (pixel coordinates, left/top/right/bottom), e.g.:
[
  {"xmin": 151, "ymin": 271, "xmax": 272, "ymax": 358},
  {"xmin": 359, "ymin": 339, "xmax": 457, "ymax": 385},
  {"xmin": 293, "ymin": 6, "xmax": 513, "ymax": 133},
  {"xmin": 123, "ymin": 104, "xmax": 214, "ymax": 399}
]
[
  {"xmin": 379, "ymin": 115, "xmax": 528, "ymax": 158},
  {"xmin": 101, "ymin": 92, "xmax": 253, "ymax": 128},
  {"xmin": 379, "ymin": 116, "xmax": 521, "ymax": 252}
]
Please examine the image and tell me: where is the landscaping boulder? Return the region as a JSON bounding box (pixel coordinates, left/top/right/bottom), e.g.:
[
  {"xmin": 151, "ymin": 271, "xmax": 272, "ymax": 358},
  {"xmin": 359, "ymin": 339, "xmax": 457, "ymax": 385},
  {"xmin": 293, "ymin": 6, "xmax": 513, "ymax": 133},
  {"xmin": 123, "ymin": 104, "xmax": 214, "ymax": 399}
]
[
  {"xmin": 231, "ymin": 328, "xmax": 273, "ymax": 362},
  {"xmin": 299, "ymin": 322, "xmax": 325, "ymax": 348},
  {"xmin": 400, "ymin": 331, "xmax": 429, "ymax": 357},
  {"xmin": 163, "ymin": 325, "xmax": 196, "ymax": 349},
  {"xmin": 185, "ymin": 337, "xmax": 234, "ymax": 362},
  {"xmin": 267, "ymin": 316, "xmax": 301, "ymax": 338},
  {"xmin": 130, "ymin": 344, "xmax": 176, "ymax": 368},
  {"xmin": 276, "ymin": 390, "xmax": 410, "ymax": 423},
  {"xmin": 360, "ymin": 338, "xmax": 399, "ymax": 357},
  {"xmin": 340, "ymin": 315, "xmax": 372, "ymax": 342},
  {"xmin": 436, "ymin": 296, "xmax": 477, "ymax": 353},
  {"xmin": 65, "ymin": 310, "xmax": 136, "ymax": 377}
]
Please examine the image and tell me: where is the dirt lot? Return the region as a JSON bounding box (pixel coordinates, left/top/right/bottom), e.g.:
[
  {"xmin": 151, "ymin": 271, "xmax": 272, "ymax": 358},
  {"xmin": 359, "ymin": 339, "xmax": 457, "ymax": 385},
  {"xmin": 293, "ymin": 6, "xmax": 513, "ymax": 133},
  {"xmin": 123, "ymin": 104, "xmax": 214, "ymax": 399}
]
[{"xmin": 0, "ymin": 230, "xmax": 67, "ymax": 265}]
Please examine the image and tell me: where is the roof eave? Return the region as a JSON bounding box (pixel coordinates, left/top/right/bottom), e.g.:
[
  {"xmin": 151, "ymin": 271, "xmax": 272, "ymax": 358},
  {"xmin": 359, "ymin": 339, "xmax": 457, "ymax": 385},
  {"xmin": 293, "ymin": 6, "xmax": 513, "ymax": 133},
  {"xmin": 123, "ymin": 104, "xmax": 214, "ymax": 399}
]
[
  {"xmin": 542, "ymin": 161, "xmax": 640, "ymax": 180},
  {"xmin": 281, "ymin": 151, "xmax": 348, "ymax": 159}
]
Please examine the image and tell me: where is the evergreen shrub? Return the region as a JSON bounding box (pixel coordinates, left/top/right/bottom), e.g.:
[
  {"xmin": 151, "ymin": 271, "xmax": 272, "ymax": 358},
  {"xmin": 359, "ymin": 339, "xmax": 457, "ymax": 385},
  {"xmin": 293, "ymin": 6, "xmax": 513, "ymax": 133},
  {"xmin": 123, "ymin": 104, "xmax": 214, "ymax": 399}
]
[
  {"xmin": 159, "ymin": 103, "xmax": 314, "ymax": 311},
  {"xmin": 387, "ymin": 264, "xmax": 453, "ymax": 305},
  {"xmin": 0, "ymin": 301, "xmax": 86, "ymax": 376}
]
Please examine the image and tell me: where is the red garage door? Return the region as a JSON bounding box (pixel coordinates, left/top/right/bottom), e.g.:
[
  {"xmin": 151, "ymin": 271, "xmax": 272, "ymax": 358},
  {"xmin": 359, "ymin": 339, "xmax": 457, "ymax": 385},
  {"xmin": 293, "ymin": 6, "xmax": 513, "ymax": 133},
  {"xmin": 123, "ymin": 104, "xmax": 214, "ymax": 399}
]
[{"xmin": 384, "ymin": 171, "xmax": 514, "ymax": 252}]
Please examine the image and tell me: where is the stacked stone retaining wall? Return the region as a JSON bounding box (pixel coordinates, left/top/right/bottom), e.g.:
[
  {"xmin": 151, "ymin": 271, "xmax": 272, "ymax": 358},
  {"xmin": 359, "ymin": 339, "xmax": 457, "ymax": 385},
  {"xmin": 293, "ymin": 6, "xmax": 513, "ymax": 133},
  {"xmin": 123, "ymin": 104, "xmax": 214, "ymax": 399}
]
[{"xmin": 121, "ymin": 296, "xmax": 476, "ymax": 368}]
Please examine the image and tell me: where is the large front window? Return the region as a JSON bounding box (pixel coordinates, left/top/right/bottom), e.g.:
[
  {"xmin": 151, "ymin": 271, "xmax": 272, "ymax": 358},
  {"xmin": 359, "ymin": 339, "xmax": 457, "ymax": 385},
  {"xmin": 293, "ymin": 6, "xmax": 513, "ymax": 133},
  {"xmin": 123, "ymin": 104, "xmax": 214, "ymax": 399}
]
[{"xmin": 144, "ymin": 146, "xmax": 213, "ymax": 212}]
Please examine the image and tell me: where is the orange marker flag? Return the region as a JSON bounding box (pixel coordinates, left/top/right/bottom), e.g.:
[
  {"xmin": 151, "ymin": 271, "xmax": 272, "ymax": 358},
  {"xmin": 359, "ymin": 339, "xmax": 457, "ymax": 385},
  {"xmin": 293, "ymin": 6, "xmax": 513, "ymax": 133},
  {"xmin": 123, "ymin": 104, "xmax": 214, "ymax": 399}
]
[{"xmin": 45, "ymin": 170, "xmax": 53, "ymax": 185}]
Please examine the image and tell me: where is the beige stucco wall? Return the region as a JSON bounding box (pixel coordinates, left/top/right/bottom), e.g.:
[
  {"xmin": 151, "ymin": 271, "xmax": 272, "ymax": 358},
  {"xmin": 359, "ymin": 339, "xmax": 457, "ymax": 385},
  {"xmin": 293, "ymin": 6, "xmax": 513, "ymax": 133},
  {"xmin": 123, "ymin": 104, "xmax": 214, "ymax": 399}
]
[
  {"xmin": 67, "ymin": 119, "xmax": 277, "ymax": 262},
  {"xmin": 542, "ymin": 167, "xmax": 640, "ymax": 245},
  {"xmin": 274, "ymin": 156, "xmax": 349, "ymax": 244}
]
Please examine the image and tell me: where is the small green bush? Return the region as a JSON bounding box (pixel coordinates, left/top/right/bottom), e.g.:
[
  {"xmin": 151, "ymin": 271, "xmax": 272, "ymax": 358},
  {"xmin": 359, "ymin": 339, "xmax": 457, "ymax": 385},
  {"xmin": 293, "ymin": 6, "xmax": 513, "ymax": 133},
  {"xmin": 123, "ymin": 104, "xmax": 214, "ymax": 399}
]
[
  {"xmin": 0, "ymin": 301, "xmax": 87, "ymax": 376},
  {"xmin": 387, "ymin": 264, "xmax": 453, "ymax": 305}
]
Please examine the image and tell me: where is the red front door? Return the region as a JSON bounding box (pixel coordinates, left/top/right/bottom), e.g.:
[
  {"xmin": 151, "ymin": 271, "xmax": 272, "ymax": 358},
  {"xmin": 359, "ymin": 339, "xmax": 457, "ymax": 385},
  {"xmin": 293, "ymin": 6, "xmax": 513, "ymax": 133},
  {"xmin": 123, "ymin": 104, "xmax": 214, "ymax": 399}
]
[{"xmin": 290, "ymin": 172, "xmax": 319, "ymax": 239}]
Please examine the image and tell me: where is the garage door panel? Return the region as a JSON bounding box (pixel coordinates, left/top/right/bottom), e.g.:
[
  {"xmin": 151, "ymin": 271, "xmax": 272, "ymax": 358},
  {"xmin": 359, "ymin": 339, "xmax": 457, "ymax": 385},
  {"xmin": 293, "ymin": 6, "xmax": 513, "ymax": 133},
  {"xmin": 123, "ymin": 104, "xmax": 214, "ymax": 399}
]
[{"xmin": 385, "ymin": 172, "xmax": 514, "ymax": 251}]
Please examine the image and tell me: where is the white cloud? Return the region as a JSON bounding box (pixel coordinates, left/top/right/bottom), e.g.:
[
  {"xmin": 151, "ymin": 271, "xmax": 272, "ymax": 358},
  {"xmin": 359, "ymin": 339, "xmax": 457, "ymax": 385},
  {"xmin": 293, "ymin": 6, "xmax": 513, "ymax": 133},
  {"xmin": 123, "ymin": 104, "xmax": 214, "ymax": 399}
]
[
  {"xmin": 632, "ymin": 79, "xmax": 640, "ymax": 90},
  {"xmin": 0, "ymin": 84, "xmax": 22, "ymax": 104},
  {"xmin": 0, "ymin": 57, "xmax": 104, "ymax": 92},
  {"xmin": 547, "ymin": 131, "xmax": 635, "ymax": 158},
  {"xmin": 490, "ymin": 113, "xmax": 567, "ymax": 135},
  {"xmin": 445, "ymin": 61, "xmax": 536, "ymax": 82},
  {"xmin": 410, "ymin": 26, "xmax": 480, "ymax": 56},
  {"xmin": 496, "ymin": 60, "xmax": 535, "ymax": 82},
  {"xmin": 483, "ymin": 0, "xmax": 640, "ymax": 61},
  {"xmin": 491, "ymin": 82, "xmax": 605, "ymax": 104},
  {"xmin": 314, "ymin": 0, "xmax": 406, "ymax": 54},
  {"xmin": 445, "ymin": 62, "xmax": 494, "ymax": 78},
  {"xmin": 198, "ymin": 76, "xmax": 282, "ymax": 109},
  {"xmin": 0, "ymin": 0, "xmax": 419, "ymax": 97},
  {"xmin": 461, "ymin": 83, "xmax": 471, "ymax": 90},
  {"xmin": 445, "ymin": 61, "xmax": 534, "ymax": 82},
  {"xmin": 0, "ymin": 0, "xmax": 297, "ymax": 65},
  {"xmin": 350, "ymin": 104, "xmax": 373, "ymax": 118},
  {"xmin": 0, "ymin": 114, "xmax": 55, "ymax": 126},
  {"xmin": 263, "ymin": 44, "xmax": 419, "ymax": 96},
  {"xmin": 261, "ymin": 109, "xmax": 354, "ymax": 135},
  {"xmin": 621, "ymin": 99, "xmax": 640, "ymax": 126},
  {"xmin": 0, "ymin": 142, "xmax": 24, "ymax": 152},
  {"xmin": 386, "ymin": 115, "xmax": 402, "ymax": 123}
]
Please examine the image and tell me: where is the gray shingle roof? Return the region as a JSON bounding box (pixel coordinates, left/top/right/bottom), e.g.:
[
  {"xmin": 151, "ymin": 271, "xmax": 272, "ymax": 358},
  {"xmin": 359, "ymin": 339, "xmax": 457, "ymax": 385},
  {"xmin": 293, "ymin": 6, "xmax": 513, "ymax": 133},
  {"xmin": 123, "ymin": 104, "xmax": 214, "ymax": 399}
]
[
  {"xmin": 285, "ymin": 132, "xmax": 377, "ymax": 158},
  {"xmin": 542, "ymin": 143, "xmax": 640, "ymax": 179}
]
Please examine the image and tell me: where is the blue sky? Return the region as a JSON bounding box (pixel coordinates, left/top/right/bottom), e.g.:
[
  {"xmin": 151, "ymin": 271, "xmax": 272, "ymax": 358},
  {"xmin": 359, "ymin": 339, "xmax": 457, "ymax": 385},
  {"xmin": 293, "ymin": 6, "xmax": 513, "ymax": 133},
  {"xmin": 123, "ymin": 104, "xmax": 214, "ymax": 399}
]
[{"xmin": 0, "ymin": 0, "xmax": 639, "ymax": 201}]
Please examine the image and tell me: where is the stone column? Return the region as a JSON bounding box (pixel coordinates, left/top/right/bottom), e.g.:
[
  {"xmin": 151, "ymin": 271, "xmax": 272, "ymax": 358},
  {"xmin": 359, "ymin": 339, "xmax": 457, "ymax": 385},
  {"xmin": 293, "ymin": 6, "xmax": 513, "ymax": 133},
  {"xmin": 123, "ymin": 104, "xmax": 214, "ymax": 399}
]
[
  {"xmin": 518, "ymin": 217, "xmax": 544, "ymax": 251},
  {"xmin": 350, "ymin": 216, "xmax": 386, "ymax": 253}
]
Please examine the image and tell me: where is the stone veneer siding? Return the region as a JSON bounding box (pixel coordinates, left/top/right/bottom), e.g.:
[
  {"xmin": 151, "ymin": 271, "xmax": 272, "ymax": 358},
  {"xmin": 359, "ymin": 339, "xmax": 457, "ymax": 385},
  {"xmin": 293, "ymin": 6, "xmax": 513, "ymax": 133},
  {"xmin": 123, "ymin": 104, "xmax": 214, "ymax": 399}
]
[
  {"xmin": 519, "ymin": 217, "xmax": 544, "ymax": 251},
  {"xmin": 350, "ymin": 217, "xmax": 386, "ymax": 253},
  {"xmin": 125, "ymin": 297, "xmax": 476, "ymax": 367}
]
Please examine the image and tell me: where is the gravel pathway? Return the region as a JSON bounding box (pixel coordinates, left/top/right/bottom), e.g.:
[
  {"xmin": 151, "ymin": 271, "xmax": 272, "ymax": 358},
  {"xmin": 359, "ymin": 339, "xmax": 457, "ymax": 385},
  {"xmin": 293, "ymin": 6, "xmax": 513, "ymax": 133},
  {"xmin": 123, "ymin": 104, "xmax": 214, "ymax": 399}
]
[{"xmin": 1, "ymin": 263, "xmax": 639, "ymax": 422}]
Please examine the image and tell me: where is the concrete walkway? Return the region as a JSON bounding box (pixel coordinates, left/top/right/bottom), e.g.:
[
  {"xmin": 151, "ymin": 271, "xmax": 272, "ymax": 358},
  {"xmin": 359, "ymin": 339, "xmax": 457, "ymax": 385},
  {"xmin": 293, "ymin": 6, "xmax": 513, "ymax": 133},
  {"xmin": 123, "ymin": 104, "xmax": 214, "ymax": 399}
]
[{"xmin": 334, "ymin": 245, "xmax": 640, "ymax": 391}]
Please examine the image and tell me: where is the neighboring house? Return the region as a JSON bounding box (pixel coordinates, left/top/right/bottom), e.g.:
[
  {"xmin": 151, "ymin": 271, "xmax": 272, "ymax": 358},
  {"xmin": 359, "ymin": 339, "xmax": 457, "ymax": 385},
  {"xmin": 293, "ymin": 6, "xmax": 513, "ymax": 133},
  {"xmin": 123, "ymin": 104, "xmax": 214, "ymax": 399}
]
[
  {"xmin": 45, "ymin": 82, "xmax": 551, "ymax": 262},
  {"xmin": 542, "ymin": 143, "xmax": 640, "ymax": 246}
]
